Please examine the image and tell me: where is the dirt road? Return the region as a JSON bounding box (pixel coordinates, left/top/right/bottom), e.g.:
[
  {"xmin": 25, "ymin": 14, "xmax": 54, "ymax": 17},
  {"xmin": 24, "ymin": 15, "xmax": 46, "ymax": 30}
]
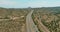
[{"xmin": 36, "ymin": 19, "xmax": 50, "ymax": 32}]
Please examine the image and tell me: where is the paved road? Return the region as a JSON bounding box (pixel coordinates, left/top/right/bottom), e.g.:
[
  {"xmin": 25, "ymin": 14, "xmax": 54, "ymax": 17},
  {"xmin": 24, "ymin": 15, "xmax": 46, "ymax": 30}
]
[{"xmin": 26, "ymin": 10, "xmax": 39, "ymax": 32}]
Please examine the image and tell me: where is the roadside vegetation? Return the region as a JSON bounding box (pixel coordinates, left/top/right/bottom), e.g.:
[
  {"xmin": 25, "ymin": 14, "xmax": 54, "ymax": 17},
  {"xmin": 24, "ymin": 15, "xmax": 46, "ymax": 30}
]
[
  {"xmin": 32, "ymin": 7, "xmax": 60, "ymax": 32},
  {"xmin": 32, "ymin": 12, "xmax": 43, "ymax": 32},
  {"xmin": 0, "ymin": 8, "xmax": 30, "ymax": 32}
]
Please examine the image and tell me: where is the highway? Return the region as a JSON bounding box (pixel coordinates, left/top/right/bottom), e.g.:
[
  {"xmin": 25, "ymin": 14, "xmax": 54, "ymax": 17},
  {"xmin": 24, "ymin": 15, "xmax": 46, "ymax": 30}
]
[
  {"xmin": 26, "ymin": 10, "xmax": 50, "ymax": 32},
  {"xmin": 26, "ymin": 10, "xmax": 39, "ymax": 32}
]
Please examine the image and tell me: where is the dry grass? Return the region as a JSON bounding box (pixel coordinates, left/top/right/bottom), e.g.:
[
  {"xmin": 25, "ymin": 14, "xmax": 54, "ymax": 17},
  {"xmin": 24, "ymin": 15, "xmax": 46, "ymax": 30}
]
[
  {"xmin": 32, "ymin": 7, "xmax": 60, "ymax": 32},
  {"xmin": 0, "ymin": 8, "xmax": 30, "ymax": 32}
]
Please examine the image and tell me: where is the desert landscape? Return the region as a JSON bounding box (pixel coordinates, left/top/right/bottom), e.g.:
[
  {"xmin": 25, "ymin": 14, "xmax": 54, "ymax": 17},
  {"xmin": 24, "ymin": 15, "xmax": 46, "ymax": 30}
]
[
  {"xmin": 32, "ymin": 7, "xmax": 60, "ymax": 32},
  {"xmin": 0, "ymin": 8, "xmax": 30, "ymax": 32},
  {"xmin": 0, "ymin": 7, "xmax": 60, "ymax": 32}
]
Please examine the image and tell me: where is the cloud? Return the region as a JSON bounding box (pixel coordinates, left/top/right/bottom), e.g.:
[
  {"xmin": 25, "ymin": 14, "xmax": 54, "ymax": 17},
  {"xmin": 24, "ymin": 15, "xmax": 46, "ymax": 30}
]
[
  {"xmin": 0, "ymin": 0, "xmax": 29, "ymax": 8},
  {"xmin": 0, "ymin": 0, "xmax": 17, "ymax": 6},
  {"xmin": 28, "ymin": 1, "xmax": 60, "ymax": 8},
  {"xmin": 28, "ymin": 1, "xmax": 48, "ymax": 7},
  {"xmin": 0, "ymin": 0, "xmax": 60, "ymax": 8}
]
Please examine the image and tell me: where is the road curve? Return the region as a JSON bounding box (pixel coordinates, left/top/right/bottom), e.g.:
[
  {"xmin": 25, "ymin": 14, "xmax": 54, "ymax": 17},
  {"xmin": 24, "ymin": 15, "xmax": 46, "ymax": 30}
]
[{"xmin": 26, "ymin": 10, "xmax": 39, "ymax": 32}]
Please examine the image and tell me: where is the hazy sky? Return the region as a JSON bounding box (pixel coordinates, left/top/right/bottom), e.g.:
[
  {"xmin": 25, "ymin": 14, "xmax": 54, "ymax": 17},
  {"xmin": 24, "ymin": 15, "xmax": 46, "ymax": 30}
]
[{"xmin": 0, "ymin": 0, "xmax": 60, "ymax": 8}]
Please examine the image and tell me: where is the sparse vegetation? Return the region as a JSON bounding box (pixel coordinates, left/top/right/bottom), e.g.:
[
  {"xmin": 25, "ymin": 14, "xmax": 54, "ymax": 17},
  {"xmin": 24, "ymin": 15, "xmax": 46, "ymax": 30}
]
[
  {"xmin": 32, "ymin": 7, "xmax": 60, "ymax": 32},
  {"xmin": 0, "ymin": 8, "xmax": 30, "ymax": 32}
]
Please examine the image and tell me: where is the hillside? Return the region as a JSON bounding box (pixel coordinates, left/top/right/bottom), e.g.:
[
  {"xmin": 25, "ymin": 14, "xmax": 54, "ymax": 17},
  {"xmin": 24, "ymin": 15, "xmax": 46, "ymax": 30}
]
[
  {"xmin": 0, "ymin": 8, "xmax": 30, "ymax": 32},
  {"xmin": 32, "ymin": 7, "xmax": 60, "ymax": 32}
]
